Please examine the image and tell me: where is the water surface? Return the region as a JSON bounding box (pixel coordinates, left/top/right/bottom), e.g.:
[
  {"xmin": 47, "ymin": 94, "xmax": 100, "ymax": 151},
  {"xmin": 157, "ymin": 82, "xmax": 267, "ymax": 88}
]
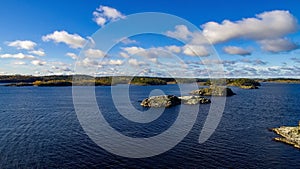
[{"xmin": 0, "ymin": 83, "xmax": 299, "ymax": 168}]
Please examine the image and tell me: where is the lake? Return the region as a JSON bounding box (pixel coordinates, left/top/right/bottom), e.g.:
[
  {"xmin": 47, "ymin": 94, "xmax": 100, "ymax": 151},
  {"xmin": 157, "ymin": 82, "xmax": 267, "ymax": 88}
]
[{"xmin": 0, "ymin": 83, "xmax": 299, "ymax": 168}]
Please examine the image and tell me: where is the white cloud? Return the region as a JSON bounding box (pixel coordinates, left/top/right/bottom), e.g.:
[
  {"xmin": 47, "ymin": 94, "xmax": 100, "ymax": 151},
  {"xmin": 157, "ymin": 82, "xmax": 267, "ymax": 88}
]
[
  {"xmin": 51, "ymin": 66, "xmax": 59, "ymax": 70},
  {"xmin": 148, "ymin": 58, "xmax": 158, "ymax": 63},
  {"xmin": 93, "ymin": 13, "xmax": 107, "ymax": 26},
  {"xmin": 107, "ymin": 59, "xmax": 123, "ymax": 65},
  {"xmin": 122, "ymin": 46, "xmax": 145, "ymax": 55},
  {"xmin": 7, "ymin": 40, "xmax": 37, "ymax": 50},
  {"xmin": 122, "ymin": 45, "xmax": 184, "ymax": 59},
  {"xmin": 0, "ymin": 53, "xmax": 35, "ymax": 59},
  {"xmin": 84, "ymin": 48, "xmax": 105, "ymax": 58},
  {"xmin": 259, "ymin": 38, "xmax": 299, "ymax": 53},
  {"xmin": 166, "ymin": 10, "xmax": 299, "ymax": 55},
  {"xmin": 119, "ymin": 37, "xmax": 137, "ymax": 45},
  {"xmin": 98, "ymin": 5, "xmax": 125, "ymax": 20},
  {"xmin": 223, "ymin": 46, "xmax": 251, "ymax": 56},
  {"xmin": 98, "ymin": 59, "xmax": 124, "ymax": 66},
  {"xmin": 202, "ymin": 10, "xmax": 298, "ymax": 44},
  {"xmin": 93, "ymin": 5, "xmax": 125, "ymax": 27},
  {"xmin": 52, "ymin": 65, "xmax": 72, "ymax": 72},
  {"xmin": 119, "ymin": 52, "xmax": 130, "ymax": 58},
  {"xmin": 66, "ymin": 52, "xmax": 78, "ymax": 59},
  {"xmin": 42, "ymin": 30, "xmax": 86, "ymax": 49},
  {"xmin": 182, "ymin": 45, "xmax": 210, "ymax": 57},
  {"xmin": 165, "ymin": 45, "xmax": 181, "ymax": 53},
  {"xmin": 31, "ymin": 60, "xmax": 46, "ymax": 66},
  {"xmin": 13, "ymin": 61, "xmax": 26, "ymax": 65},
  {"xmin": 166, "ymin": 25, "xmax": 192, "ymax": 41},
  {"xmin": 81, "ymin": 58, "xmax": 99, "ymax": 67},
  {"xmin": 29, "ymin": 49, "xmax": 45, "ymax": 56},
  {"xmin": 128, "ymin": 59, "xmax": 143, "ymax": 66},
  {"xmin": 166, "ymin": 25, "xmax": 209, "ymax": 45}
]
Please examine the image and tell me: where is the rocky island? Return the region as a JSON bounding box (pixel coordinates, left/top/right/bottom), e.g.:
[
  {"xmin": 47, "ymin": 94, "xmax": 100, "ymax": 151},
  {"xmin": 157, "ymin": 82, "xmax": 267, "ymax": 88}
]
[
  {"xmin": 190, "ymin": 86, "xmax": 236, "ymax": 96},
  {"xmin": 272, "ymin": 121, "xmax": 300, "ymax": 149},
  {"xmin": 227, "ymin": 78, "xmax": 261, "ymax": 89},
  {"xmin": 140, "ymin": 95, "xmax": 210, "ymax": 108},
  {"xmin": 202, "ymin": 78, "xmax": 261, "ymax": 89}
]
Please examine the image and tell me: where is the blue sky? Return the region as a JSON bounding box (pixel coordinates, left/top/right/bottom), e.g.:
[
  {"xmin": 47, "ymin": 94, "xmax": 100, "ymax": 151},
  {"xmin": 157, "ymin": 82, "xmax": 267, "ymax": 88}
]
[{"xmin": 0, "ymin": 0, "xmax": 300, "ymax": 77}]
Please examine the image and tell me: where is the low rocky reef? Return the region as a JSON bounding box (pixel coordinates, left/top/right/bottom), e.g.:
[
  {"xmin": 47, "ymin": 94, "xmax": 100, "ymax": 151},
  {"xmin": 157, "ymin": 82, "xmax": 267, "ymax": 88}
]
[
  {"xmin": 271, "ymin": 121, "xmax": 300, "ymax": 149},
  {"xmin": 239, "ymin": 85, "xmax": 258, "ymax": 89},
  {"xmin": 190, "ymin": 86, "xmax": 236, "ymax": 96},
  {"xmin": 140, "ymin": 95, "xmax": 210, "ymax": 108}
]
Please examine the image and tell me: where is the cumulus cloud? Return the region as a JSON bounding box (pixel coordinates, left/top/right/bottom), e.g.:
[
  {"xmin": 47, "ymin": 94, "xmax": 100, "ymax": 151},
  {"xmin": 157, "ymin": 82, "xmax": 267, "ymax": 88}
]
[
  {"xmin": 31, "ymin": 60, "xmax": 46, "ymax": 66},
  {"xmin": 165, "ymin": 10, "xmax": 299, "ymax": 55},
  {"xmin": 28, "ymin": 49, "xmax": 45, "ymax": 56},
  {"xmin": 84, "ymin": 48, "xmax": 105, "ymax": 58},
  {"xmin": 223, "ymin": 46, "xmax": 251, "ymax": 56},
  {"xmin": 7, "ymin": 40, "xmax": 37, "ymax": 50},
  {"xmin": 165, "ymin": 45, "xmax": 181, "ymax": 53},
  {"xmin": 182, "ymin": 45, "xmax": 210, "ymax": 57},
  {"xmin": 122, "ymin": 46, "xmax": 145, "ymax": 55},
  {"xmin": 93, "ymin": 5, "xmax": 125, "ymax": 27},
  {"xmin": 81, "ymin": 58, "xmax": 99, "ymax": 67},
  {"xmin": 166, "ymin": 25, "xmax": 192, "ymax": 41},
  {"xmin": 93, "ymin": 15, "xmax": 106, "ymax": 27},
  {"xmin": 122, "ymin": 45, "xmax": 193, "ymax": 59},
  {"xmin": 0, "ymin": 53, "xmax": 35, "ymax": 59},
  {"xmin": 108, "ymin": 59, "xmax": 123, "ymax": 65},
  {"xmin": 259, "ymin": 38, "xmax": 299, "ymax": 53},
  {"xmin": 202, "ymin": 10, "xmax": 298, "ymax": 44},
  {"xmin": 42, "ymin": 30, "xmax": 86, "ymax": 49},
  {"xmin": 128, "ymin": 59, "xmax": 144, "ymax": 66},
  {"xmin": 123, "ymin": 46, "xmax": 160, "ymax": 59},
  {"xmin": 119, "ymin": 52, "xmax": 130, "ymax": 58},
  {"xmin": 166, "ymin": 25, "xmax": 209, "ymax": 45},
  {"xmin": 66, "ymin": 52, "xmax": 78, "ymax": 59}
]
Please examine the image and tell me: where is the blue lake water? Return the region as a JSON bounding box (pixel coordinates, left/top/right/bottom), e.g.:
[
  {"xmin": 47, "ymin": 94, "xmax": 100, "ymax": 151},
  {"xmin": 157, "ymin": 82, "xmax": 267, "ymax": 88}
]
[{"xmin": 0, "ymin": 83, "xmax": 299, "ymax": 168}]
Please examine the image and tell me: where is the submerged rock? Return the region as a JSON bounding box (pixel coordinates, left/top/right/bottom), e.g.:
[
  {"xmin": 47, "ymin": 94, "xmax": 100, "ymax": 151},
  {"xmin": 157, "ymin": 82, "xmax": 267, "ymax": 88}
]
[
  {"xmin": 140, "ymin": 95, "xmax": 211, "ymax": 108},
  {"xmin": 272, "ymin": 121, "xmax": 300, "ymax": 149},
  {"xmin": 190, "ymin": 86, "xmax": 235, "ymax": 97}
]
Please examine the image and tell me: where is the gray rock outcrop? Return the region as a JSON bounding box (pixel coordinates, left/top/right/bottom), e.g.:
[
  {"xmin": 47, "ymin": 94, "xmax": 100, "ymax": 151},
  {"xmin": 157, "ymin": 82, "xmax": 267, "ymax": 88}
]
[
  {"xmin": 190, "ymin": 86, "xmax": 235, "ymax": 96},
  {"xmin": 178, "ymin": 96, "xmax": 211, "ymax": 105},
  {"xmin": 140, "ymin": 95, "xmax": 181, "ymax": 108},
  {"xmin": 140, "ymin": 95, "xmax": 211, "ymax": 108}
]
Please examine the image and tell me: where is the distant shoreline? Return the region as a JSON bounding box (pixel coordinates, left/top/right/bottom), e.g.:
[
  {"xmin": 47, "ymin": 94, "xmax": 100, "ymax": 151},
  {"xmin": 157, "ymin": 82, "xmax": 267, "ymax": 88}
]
[
  {"xmin": 1, "ymin": 75, "xmax": 299, "ymax": 87},
  {"xmin": 261, "ymin": 81, "xmax": 300, "ymax": 84}
]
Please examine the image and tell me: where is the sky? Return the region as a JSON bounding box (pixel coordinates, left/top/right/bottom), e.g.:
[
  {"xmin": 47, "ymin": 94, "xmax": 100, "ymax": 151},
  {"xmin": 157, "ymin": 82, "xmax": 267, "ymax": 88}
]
[{"xmin": 0, "ymin": 0, "xmax": 300, "ymax": 78}]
